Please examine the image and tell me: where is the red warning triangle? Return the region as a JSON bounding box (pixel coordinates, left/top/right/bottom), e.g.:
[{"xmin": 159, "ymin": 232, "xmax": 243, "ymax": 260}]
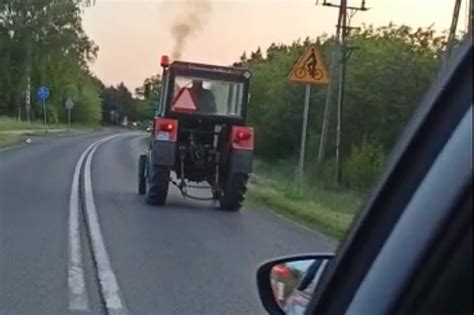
[{"xmin": 172, "ymin": 88, "xmax": 197, "ymax": 113}]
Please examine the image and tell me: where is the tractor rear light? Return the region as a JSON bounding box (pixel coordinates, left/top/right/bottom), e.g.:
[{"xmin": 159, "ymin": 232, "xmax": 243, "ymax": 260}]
[
  {"xmin": 232, "ymin": 126, "xmax": 254, "ymax": 150},
  {"xmin": 235, "ymin": 131, "xmax": 251, "ymax": 142},
  {"xmin": 159, "ymin": 123, "xmax": 174, "ymax": 132},
  {"xmin": 154, "ymin": 118, "xmax": 178, "ymax": 142}
]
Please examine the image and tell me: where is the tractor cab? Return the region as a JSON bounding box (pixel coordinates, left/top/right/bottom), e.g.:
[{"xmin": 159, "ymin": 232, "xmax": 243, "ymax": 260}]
[{"xmin": 158, "ymin": 60, "xmax": 251, "ymax": 123}]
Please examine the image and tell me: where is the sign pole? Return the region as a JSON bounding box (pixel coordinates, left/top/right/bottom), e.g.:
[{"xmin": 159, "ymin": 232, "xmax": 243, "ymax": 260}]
[
  {"xmin": 298, "ymin": 84, "xmax": 311, "ymax": 192},
  {"xmin": 25, "ymin": 76, "xmax": 31, "ymax": 124},
  {"xmin": 43, "ymin": 99, "xmax": 47, "ymax": 125},
  {"xmin": 67, "ymin": 108, "xmax": 71, "ymax": 131},
  {"xmin": 37, "ymin": 86, "xmax": 50, "ymax": 129},
  {"xmin": 288, "ymin": 45, "xmax": 330, "ymax": 192},
  {"xmin": 65, "ymin": 97, "xmax": 75, "ymax": 131}
]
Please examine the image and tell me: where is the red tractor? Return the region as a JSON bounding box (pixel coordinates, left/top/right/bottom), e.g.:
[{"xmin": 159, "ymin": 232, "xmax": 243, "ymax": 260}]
[{"xmin": 138, "ymin": 56, "xmax": 254, "ymax": 211}]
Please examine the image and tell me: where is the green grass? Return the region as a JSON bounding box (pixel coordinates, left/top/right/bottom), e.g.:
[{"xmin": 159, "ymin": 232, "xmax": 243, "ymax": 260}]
[
  {"xmin": 0, "ymin": 116, "xmax": 101, "ymax": 148},
  {"xmin": 247, "ymin": 160, "xmax": 362, "ymax": 240},
  {"xmin": 0, "ymin": 116, "xmax": 100, "ymax": 132},
  {"xmin": 0, "ymin": 116, "xmax": 66, "ymax": 131},
  {"xmin": 0, "ymin": 133, "xmax": 23, "ymax": 148}
]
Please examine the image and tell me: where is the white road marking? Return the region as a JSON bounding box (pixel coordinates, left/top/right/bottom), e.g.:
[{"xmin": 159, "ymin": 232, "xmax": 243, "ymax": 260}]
[
  {"xmin": 83, "ymin": 136, "xmax": 129, "ymax": 315},
  {"xmin": 68, "ymin": 141, "xmax": 95, "ymax": 311},
  {"xmin": 68, "ymin": 135, "xmax": 120, "ymax": 312}
]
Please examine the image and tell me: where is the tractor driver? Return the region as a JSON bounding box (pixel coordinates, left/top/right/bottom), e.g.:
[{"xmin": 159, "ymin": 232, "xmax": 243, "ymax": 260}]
[{"xmin": 190, "ymin": 80, "xmax": 217, "ymax": 114}]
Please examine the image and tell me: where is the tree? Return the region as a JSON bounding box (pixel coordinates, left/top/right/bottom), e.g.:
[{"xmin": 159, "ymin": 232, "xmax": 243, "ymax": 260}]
[
  {"xmin": 240, "ymin": 24, "xmax": 447, "ymax": 189},
  {"xmin": 135, "ymin": 74, "xmax": 161, "ymax": 100},
  {"xmin": 0, "ymin": 0, "xmax": 101, "ymax": 124},
  {"xmin": 134, "ymin": 74, "xmax": 161, "ymax": 122},
  {"xmin": 116, "ymin": 82, "xmax": 134, "ymax": 121},
  {"xmin": 102, "ymin": 82, "xmax": 144, "ymax": 125},
  {"xmin": 250, "ymin": 47, "xmax": 264, "ymax": 63}
]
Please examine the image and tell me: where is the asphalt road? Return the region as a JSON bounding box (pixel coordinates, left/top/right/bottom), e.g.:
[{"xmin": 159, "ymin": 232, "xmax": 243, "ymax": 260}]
[{"xmin": 0, "ymin": 132, "xmax": 334, "ymax": 315}]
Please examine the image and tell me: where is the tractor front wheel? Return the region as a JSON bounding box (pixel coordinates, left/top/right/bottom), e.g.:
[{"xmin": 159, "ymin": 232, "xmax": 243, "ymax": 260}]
[
  {"xmin": 219, "ymin": 172, "xmax": 248, "ymax": 211},
  {"xmin": 146, "ymin": 164, "xmax": 170, "ymax": 206}
]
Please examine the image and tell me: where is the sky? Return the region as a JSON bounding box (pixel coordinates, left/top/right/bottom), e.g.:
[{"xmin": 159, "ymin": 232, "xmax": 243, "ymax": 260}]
[{"xmin": 81, "ymin": 0, "xmax": 469, "ymax": 91}]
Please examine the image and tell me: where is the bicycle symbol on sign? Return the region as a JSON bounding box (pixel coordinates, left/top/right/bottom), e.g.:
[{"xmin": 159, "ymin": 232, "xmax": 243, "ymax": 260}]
[{"xmin": 295, "ymin": 48, "xmax": 323, "ymax": 80}]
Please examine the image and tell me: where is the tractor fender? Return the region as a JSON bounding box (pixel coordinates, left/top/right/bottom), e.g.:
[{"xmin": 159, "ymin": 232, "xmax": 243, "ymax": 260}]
[
  {"xmin": 150, "ymin": 140, "xmax": 176, "ymax": 166},
  {"xmin": 230, "ymin": 149, "xmax": 253, "ymax": 173}
]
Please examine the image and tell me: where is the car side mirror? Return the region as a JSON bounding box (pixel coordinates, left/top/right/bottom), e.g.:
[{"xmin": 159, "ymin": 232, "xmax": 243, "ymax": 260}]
[{"xmin": 256, "ymin": 254, "xmax": 334, "ymax": 315}]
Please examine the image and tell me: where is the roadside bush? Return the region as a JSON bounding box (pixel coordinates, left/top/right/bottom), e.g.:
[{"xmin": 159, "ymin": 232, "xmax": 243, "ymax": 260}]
[
  {"xmin": 307, "ymin": 158, "xmax": 337, "ymax": 189},
  {"xmin": 343, "ymin": 137, "xmax": 386, "ymax": 192}
]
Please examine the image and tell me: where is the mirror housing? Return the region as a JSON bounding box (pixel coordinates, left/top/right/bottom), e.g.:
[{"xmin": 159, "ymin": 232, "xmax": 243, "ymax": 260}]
[{"xmin": 256, "ymin": 254, "xmax": 334, "ymax": 315}]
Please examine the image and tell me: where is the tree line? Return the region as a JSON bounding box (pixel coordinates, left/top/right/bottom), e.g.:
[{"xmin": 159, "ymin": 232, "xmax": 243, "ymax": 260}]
[
  {"xmin": 0, "ymin": 1, "xmax": 103, "ymax": 124},
  {"xmin": 236, "ymin": 24, "xmax": 455, "ymax": 191},
  {"xmin": 0, "ymin": 3, "xmax": 459, "ymax": 193},
  {"xmin": 100, "ymin": 74, "xmax": 161, "ymax": 126},
  {"xmin": 0, "ymin": 1, "xmax": 156, "ymax": 127}
]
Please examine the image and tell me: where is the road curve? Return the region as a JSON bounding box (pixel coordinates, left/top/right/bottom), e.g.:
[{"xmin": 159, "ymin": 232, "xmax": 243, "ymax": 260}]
[
  {"xmin": 0, "ymin": 132, "xmax": 113, "ymax": 315},
  {"xmin": 0, "ymin": 132, "xmax": 334, "ymax": 315}
]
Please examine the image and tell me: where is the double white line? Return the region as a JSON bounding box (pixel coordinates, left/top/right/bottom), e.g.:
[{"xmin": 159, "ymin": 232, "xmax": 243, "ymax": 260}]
[{"xmin": 68, "ymin": 135, "xmax": 128, "ymax": 314}]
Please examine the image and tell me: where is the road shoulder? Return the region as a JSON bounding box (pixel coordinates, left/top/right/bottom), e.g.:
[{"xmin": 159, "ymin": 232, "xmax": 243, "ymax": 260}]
[
  {"xmin": 246, "ymin": 174, "xmax": 354, "ymax": 241},
  {"xmin": 0, "ymin": 128, "xmax": 99, "ymax": 150}
]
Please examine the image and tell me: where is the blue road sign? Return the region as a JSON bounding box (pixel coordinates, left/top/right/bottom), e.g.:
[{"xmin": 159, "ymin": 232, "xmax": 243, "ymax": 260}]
[{"xmin": 37, "ymin": 86, "xmax": 50, "ymax": 101}]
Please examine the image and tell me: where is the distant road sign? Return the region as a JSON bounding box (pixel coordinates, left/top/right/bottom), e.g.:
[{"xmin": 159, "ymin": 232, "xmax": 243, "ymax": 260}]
[
  {"xmin": 37, "ymin": 86, "xmax": 50, "ymax": 101},
  {"xmin": 289, "ymin": 46, "xmax": 330, "ymax": 85},
  {"xmin": 65, "ymin": 97, "xmax": 75, "ymax": 110}
]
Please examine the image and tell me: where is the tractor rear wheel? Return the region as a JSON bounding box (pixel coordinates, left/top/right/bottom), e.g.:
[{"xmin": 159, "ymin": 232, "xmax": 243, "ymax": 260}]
[
  {"xmin": 146, "ymin": 164, "xmax": 170, "ymax": 206},
  {"xmin": 138, "ymin": 154, "xmax": 147, "ymax": 195},
  {"xmin": 219, "ymin": 172, "xmax": 248, "ymax": 211}
]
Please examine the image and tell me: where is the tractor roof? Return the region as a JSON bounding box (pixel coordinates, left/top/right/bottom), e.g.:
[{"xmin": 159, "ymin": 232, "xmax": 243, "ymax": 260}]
[{"xmin": 169, "ymin": 61, "xmax": 250, "ymax": 78}]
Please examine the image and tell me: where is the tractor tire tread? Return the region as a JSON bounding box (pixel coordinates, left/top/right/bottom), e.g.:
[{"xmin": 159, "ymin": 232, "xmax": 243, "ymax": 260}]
[
  {"xmin": 138, "ymin": 154, "xmax": 147, "ymax": 195},
  {"xmin": 146, "ymin": 164, "xmax": 170, "ymax": 206},
  {"xmin": 220, "ymin": 172, "xmax": 248, "ymax": 211}
]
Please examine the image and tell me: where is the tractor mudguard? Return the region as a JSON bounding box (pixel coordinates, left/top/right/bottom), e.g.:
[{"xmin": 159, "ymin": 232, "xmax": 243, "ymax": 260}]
[
  {"xmin": 230, "ymin": 149, "xmax": 253, "ymax": 173},
  {"xmin": 151, "ymin": 140, "xmax": 176, "ymax": 166},
  {"xmin": 229, "ymin": 126, "xmax": 254, "ymax": 173},
  {"xmin": 150, "ymin": 117, "xmax": 178, "ymax": 167}
]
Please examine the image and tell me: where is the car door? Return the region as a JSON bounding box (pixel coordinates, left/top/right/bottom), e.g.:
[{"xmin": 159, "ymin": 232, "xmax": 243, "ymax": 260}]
[{"xmin": 305, "ymin": 37, "xmax": 472, "ymax": 315}]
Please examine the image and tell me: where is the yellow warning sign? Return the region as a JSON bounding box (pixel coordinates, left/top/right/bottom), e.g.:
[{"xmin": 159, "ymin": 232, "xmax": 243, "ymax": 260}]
[{"xmin": 289, "ymin": 46, "xmax": 330, "ymax": 85}]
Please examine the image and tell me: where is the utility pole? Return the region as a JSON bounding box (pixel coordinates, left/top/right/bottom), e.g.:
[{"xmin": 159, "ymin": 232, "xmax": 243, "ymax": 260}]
[
  {"xmin": 469, "ymin": 0, "xmax": 473, "ymax": 34},
  {"xmin": 316, "ymin": 9, "xmax": 342, "ymax": 168},
  {"xmin": 316, "ymin": 0, "xmax": 368, "ymax": 186},
  {"xmin": 444, "ymin": 0, "xmax": 462, "ymax": 67}
]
